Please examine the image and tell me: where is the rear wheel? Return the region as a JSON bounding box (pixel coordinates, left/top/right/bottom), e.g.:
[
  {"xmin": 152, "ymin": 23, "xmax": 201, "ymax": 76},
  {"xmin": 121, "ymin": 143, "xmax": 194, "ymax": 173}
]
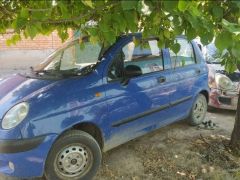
[
  {"xmin": 45, "ymin": 130, "xmax": 102, "ymax": 180},
  {"xmin": 189, "ymin": 94, "xmax": 207, "ymax": 126}
]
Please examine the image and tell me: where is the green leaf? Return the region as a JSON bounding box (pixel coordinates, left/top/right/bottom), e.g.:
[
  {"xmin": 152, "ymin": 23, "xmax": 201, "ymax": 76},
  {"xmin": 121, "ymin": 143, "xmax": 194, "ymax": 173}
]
[
  {"xmin": 174, "ymin": 26, "xmax": 183, "ymax": 36},
  {"xmin": 99, "ymin": 20, "xmax": 109, "ymax": 32},
  {"xmin": 12, "ymin": 16, "xmax": 26, "ymax": 30},
  {"xmin": 89, "ymin": 36, "xmax": 99, "ymax": 44},
  {"xmin": 121, "ymin": 0, "xmax": 138, "ymax": 10},
  {"xmin": 212, "ymin": 6, "xmax": 223, "ymax": 19},
  {"xmin": 163, "ymin": 1, "xmax": 178, "ymax": 12},
  {"xmin": 185, "ymin": 13, "xmax": 199, "ymax": 28},
  {"xmin": 231, "ymin": 42, "xmax": 240, "ymax": 57},
  {"xmin": 57, "ymin": 29, "xmax": 69, "ymax": 42},
  {"xmin": 222, "ymin": 19, "xmax": 240, "ymax": 33},
  {"xmin": 58, "ymin": 2, "xmax": 70, "ymax": 18},
  {"xmin": 178, "ymin": 0, "xmax": 189, "ymax": 12},
  {"xmin": 186, "ymin": 26, "xmax": 196, "ymax": 41},
  {"xmin": 188, "ymin": 4, "xmax": 201, "ymax": 17},
  {"xmin": 32, "ymin": 11, "xmax": 48, "ymax": 20},
  {"xmin": 232, "ymin": 1, "xmax": 240, "ymax": 9},
  {"xmin": 163, "ymin": 30, "xmax": 170, "ymax": 39},
  {"xmin": 103, "ymin": 30, "xmax": 116, "ymax": 44},
  {"xmin": 87, "ymin": 28, "xmax": 98, "ymax": 36},
  {"xmin": 152, "ymin": 13, "xmax": 158, "ymax": 25},
  {"xmin": 199, "ymin": 29, "xmax": 214, "ymax": 45},
  {"xmin": 124, "ymin": 10, "xmax": 138, "ymax": 32},
  {"xmin": 172, "ymin": 16, "xmax": 181, "ymax": 26},
  {"xmin": 112, "ymin": 13, "xmax": 126, "ymax": 32},
  {"xmin": 158, "ymin": 40, "xmax": 165, "ymax": 48},
  {"xmin": 6, "ymin": 34, "xmax": 21, "ymax": 46},
  {"xmin": 81, "ymin": 0, "xmax": 93, "ymax": 8},
  {"xmin": 215, "ymin": 31, "xmax": 233, "ymax": 51},
  {"xmin": 158, "ymin": 33, "xmax": 165, "ymax": 48},
  {"xmin": 225, "ymin": 58, "xmax": 237, "ymax": 73},
  {"xmin": 20, "ymin": 8, "xmax": 29, "ymax": 19},
  {"xmin": 26, "ymin": 25, "xmax": 38, "ymax": 39},
  {"xmin": 171, "ymin": 43, "xmax": 181, "ymax": 54}
]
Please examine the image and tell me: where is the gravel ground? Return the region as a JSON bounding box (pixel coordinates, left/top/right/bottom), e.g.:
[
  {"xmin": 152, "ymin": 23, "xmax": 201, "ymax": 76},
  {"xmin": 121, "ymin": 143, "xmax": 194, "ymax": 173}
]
[{"xmin": 0, "ymin": 59, "xmax": 237, "ymax": 180}]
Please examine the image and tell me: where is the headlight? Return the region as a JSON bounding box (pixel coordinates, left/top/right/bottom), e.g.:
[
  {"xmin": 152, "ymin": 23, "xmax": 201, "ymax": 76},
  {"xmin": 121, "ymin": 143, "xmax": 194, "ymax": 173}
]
[
  {"xmin": 215, "ymin": 73, "xmax": 234, "ymax": 90},
  {"xmin": 2, "ymin": 102, "xmax": 29, "ymax": 130}
]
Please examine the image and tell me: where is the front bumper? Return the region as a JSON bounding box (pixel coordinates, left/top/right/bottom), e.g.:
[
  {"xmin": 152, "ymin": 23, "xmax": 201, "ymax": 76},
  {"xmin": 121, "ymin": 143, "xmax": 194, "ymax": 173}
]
[
  {"xmin": 0, "ymin": 134, "xmax": 57, "ymax": 178},
  {"xmin": 209, "ymin": 88, "xmax": 239, "ymax": 110}
]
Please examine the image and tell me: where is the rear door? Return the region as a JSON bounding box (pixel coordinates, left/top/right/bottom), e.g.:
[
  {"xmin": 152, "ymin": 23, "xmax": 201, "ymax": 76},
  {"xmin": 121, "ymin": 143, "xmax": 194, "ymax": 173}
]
[
  {"xmin": 168, "ymin": 38, "xmax": 202, "ymax": 118},
  {"xmin": 103, "ymin": 38, "xmax": 174, "ymax": 151}
]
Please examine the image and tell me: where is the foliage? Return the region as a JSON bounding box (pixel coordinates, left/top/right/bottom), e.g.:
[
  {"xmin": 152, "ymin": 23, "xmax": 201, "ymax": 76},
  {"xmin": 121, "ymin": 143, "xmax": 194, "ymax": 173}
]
[{"xmin": 0, "ymin": 0, "xmax": 240, "ymax": 71}]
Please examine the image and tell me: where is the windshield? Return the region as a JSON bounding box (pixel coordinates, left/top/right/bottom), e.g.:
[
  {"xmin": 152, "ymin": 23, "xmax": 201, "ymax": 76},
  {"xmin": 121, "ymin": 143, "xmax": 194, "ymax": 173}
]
[{"xmin": 34, "ymin": 37, "xmax": 103, "ymax": 72}]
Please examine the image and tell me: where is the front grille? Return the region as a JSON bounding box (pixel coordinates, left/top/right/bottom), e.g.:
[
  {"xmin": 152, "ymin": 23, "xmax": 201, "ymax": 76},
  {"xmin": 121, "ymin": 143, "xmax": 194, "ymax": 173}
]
[{"xmin": 218, "ymin": 97, "xmax": 231, "ymax": 105}]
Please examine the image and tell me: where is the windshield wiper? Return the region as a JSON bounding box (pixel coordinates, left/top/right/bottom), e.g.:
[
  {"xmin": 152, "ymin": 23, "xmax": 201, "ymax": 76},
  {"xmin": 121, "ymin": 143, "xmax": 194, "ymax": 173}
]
[
  {"xmin": 30, "ymin": 63, "xmax": 98, "ymax": 78},
  {"xmin": 78, "ymin": 63, "xmax": 99, "ymax": 75}
]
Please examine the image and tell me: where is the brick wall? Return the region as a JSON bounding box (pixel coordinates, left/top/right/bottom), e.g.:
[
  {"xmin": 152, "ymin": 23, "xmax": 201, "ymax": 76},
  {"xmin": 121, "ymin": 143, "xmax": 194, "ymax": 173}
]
[
  {"xmin": 0, "ymin": 30, "xmax": 74, "ymax": 76},
  {"xmin": 0, "ymin": 31, "xmax": 73, "ymax": 50}
]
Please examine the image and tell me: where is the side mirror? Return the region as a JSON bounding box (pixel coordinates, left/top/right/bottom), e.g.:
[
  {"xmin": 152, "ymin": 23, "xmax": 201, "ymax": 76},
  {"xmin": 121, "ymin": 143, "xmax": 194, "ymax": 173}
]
[
  {"xmin": 120, "ymin": 65, "xmax": 142, "ymax": 86},
  {"xmin": 124, "ymin": 65, "xmax": 142, "ymax": 79}
]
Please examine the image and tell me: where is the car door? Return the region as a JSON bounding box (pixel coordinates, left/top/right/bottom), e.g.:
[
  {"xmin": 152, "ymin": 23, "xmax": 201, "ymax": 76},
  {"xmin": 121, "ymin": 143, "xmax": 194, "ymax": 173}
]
[
  {"xmin": 168, "ymin": 37, "xmax": 202, "ymax": 119},
  {"xmin": 103, "ymin": 37, "xmax": 174, "ymax": 151}
]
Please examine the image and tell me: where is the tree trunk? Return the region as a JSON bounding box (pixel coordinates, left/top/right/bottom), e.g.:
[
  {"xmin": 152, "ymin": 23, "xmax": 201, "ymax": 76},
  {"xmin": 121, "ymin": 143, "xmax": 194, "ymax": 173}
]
[
  {"xmin": 230, "ymin": 92, "xmax": 240, "ymax": 151},
  {"xmin": 230, "ymin": 65, "xmax": 240, "ymax": 153}
]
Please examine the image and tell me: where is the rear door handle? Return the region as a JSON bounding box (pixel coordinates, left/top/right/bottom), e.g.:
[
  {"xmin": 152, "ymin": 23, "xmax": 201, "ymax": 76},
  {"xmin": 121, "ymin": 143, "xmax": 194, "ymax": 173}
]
[
  {"xmin": 196, "ymin": 69, "xmax": 201, "ymax": 74},
  {"xmin": 157, "ymin": 76, "xmax": 166, "ymax": 83}
]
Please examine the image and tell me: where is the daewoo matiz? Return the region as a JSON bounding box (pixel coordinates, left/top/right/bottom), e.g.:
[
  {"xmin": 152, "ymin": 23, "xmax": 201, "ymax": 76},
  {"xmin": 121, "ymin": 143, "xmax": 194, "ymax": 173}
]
[{"xmin": 0, "ymin": 33, "xmax": 209, "ymax": 179}]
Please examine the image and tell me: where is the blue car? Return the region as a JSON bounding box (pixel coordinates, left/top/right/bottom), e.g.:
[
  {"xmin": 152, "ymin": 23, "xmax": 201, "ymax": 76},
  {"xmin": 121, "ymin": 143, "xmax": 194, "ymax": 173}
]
[{"xmin": 0, "ymin": 33, "xmax": 209, "ymax": 179}]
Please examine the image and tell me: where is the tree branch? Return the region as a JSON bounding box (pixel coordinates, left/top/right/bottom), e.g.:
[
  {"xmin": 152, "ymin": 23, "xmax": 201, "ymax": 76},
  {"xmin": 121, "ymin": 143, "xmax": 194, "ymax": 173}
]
[
  {"xmin": 29, "ymin": 1, "xmax": 119, "ymax": 24},
  {"xmin": 27, "ymin": 8, "xmax": 51, "ymax": 12}
]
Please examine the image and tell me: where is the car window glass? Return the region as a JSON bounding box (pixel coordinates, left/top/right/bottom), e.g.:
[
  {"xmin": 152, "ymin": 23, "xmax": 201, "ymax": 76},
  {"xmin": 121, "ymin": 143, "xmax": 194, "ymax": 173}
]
[
  {"xmin": 44, "ymin": 52, "xmax": 62, "ymax": 70},
  {"xmin": 170, "ymin": 39, "xmax": 196, "ymax": 68},
  {"xmin": 60, "ymin": 44, "xmax": 77, "ymax": 70},
  {"xmin": 108, "ymin": 39, "xmax": 164, "ymax": 81},
  {"xmin": 123, "ymin": 40, "xmax": 163, "ymax": 74},
  {"xmin": 60, "ymin": 42, "xmax": 102, "ymax": 71}
]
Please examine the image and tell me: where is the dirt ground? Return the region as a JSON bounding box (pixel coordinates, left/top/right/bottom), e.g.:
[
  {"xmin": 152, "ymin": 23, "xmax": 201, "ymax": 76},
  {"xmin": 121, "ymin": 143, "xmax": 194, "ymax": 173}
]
[
  {"xmin": 0, "ymin": 59, "xmax": 238, "ymax": 180},
  {"xmin": 95, "ymin": 110, "xmax": 238, "ymax": 180}
]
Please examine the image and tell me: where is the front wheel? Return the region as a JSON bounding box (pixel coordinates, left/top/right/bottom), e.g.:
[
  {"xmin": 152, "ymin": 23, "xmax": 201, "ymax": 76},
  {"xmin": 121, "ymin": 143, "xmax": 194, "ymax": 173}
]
[
  {"xmin": 44, "ymin": 130, "xmax": 102, "ymax": 180},
  {"xmin": 189, "ymin": 94, "xmax": 207, "ymax": 126}
]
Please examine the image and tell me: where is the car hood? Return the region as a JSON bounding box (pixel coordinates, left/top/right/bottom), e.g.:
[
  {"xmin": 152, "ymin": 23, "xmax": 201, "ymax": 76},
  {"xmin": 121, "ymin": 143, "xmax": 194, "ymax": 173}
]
[
  {"xmin": 0, "ymin": 74, "xmax": 56, "ymax": 119},
  {"xmin": 208, "ymin": 63, "xmax": 240, "ymax": 82}
]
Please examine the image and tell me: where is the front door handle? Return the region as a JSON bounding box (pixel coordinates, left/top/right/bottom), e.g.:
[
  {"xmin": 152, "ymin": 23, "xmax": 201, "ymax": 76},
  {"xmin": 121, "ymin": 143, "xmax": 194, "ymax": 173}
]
[{"xmin": 157, "ymin": 76, "xmax": 166, "ymax": 83}]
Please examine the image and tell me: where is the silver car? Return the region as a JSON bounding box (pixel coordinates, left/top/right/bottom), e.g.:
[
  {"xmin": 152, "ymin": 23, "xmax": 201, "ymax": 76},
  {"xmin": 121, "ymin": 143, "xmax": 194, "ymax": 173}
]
[{"xmin": 205, "ymin": 43, "xmax": 239, "ymax": 110}]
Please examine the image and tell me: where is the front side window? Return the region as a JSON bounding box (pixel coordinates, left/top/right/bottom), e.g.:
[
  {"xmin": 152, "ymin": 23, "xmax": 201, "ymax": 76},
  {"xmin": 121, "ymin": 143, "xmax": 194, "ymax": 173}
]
[
  {"xmin": 108, "ymin": 39, "xmax": 164, "ymax": 81},
  {"xmin": 170, "ymin": 39, "xmax": 196, "ymax": 68},
  {"xmin": 34, "ymin": 38, "xmax": 102, "ymax": 72}
]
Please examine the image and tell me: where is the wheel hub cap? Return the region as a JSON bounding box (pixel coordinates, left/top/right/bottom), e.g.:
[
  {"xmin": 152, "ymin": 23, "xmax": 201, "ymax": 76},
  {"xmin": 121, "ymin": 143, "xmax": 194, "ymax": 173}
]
[
  {"xmin": 193, "ymin": 97, "xmax": 206, "ymax": 123},
  {"xmin": 56, "ymin": 145, "xmax": 92, "ymax": 177}
]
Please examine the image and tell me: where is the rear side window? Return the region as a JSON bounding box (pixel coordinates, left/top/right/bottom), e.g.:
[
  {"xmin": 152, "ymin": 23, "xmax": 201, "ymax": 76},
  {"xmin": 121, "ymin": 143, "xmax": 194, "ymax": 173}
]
[{"xmin": 170, "ymin": 39, "xmax": 196, "ymax": 68}]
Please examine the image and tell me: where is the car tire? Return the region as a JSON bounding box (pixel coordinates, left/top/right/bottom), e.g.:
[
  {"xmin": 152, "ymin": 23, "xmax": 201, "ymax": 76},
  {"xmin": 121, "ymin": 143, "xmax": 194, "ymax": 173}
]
[
  {"xmin": 44, "ymin": 130, "xmax": 102, "ymax": 180},
  {"xmin": 189, "ymin": 94, "xmax": 207, "ymax": 126}
]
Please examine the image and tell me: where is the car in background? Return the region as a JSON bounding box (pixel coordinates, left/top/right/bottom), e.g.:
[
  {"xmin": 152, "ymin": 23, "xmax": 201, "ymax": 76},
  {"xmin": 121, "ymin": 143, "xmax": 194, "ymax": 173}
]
[
  {"xmin": 205, "ymin": 43, "xmax": 239, "ymax": 110},
  {"xmin": 0, "ymin": 34, "xmax": 209, "ymax": 179}
]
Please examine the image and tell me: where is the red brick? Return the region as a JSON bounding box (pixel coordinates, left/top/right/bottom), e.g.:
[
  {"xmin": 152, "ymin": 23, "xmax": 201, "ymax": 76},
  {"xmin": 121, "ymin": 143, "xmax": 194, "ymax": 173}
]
[{"xmin": 0, "ymin": 30, "xmax": 73, "ymax": 50}]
